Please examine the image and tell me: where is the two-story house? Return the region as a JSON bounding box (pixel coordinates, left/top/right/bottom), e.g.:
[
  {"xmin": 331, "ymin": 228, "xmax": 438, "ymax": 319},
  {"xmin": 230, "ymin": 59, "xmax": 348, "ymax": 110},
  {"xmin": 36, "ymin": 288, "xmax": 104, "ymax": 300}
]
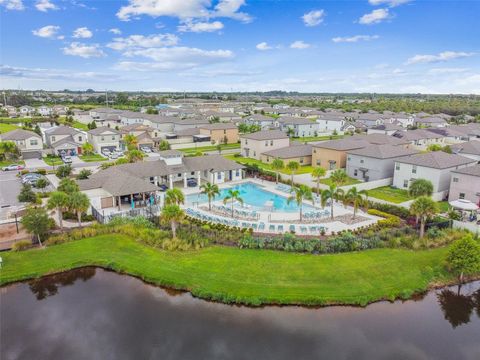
[
  {"xmin": 87, "ymin": 127, "xmax": 121, "ymax": 154},
  {"xmin": 392, "ymin": 152, "xmax": 476, "ymax": 194},
  {"xmin": 198, "ymin": 123, "xmax": 239, "ymax": 144},
  {"xmin": 276, "ymin": 116, "xmax": 319, "ymax": 137},
  {"xmin": 312, "ymin": 138, "xmax": 371, "ymax": 170},
  {"xmin": 315, "ymin": 116, "xmax": 345, "ymax": 134},
  {"xmin": 451, "ymin": 140, "xmax": 480, "ymax": 163},
  {"xmin": 19, "ymin": 105, "xmax": 35, "ymax": 117},
  {"xmin": 38, "ymin": 106, "xmax": 52, "ymax": 117},
  {"xmin": 449, "ymin": 165, "xmax": 480, "ymax": 205},
  {"xmin": 45, "ymin": 126, "xmax": 86, "ymax": 156},
  {"xmin": 243, "ymin": 114, "xmax": 276, "ymax": 129},
  {"xmin": 0, "ymin": 129, "xmax": 43, "ymax": 159},
  {"xmin": 240, "ymin": 130, "xmax": 289, "ymax": 160}
]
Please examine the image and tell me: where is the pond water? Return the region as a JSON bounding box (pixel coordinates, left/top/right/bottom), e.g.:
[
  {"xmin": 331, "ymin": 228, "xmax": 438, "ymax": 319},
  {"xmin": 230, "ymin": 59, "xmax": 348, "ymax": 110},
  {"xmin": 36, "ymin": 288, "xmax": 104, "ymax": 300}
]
[{"xmin": 1, "ymin": 268, "xmax": 479, "ymax": 360}]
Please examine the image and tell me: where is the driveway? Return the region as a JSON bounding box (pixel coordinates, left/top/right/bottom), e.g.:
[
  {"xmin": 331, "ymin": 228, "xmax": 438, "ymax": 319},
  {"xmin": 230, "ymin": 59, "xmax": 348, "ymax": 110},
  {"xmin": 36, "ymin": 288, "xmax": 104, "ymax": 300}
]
[
  {"xmin": 0, "ymin": 170, "xmax": 22, "ymax": 219},
  {"xmin": 24, "ymin": 158, "xmax": 48, "ymax": 169},
  {"xmin": 71, "ymin": 156, "xmax": 85, "ymax": 165}
]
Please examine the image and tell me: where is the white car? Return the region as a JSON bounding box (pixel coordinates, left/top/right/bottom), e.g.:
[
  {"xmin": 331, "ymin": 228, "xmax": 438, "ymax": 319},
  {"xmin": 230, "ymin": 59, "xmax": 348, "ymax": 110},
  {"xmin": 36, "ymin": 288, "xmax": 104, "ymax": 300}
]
[
  {"xmin": 62, "ymin": 156, "xmax": 72, "ymax": 164},
  {"xmin": 101, "ymin": 149, "xmax": 111, "ymax": 157},
  {"xmin": 141, "ymin": 147, "xmax": 152, "ymax": 153},
  {"xmin": 2, "ymin": 164, "xmax": 25, "ymax": 171},
  {"xmin": 109, "ymin": 153, "xmax": 118, "ymax": 160}
]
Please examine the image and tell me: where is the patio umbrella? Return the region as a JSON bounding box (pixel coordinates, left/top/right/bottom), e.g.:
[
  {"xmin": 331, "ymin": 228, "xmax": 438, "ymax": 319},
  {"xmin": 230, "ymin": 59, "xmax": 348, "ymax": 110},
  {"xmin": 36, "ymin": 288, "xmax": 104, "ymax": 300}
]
[{"xmin": 448, "ymin": 199, "xmax": 479, "ymax": 211}]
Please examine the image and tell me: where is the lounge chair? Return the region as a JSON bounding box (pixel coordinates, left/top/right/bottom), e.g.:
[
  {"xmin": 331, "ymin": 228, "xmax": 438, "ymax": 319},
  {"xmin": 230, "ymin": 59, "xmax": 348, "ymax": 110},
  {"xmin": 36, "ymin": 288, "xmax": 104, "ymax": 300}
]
[
  {"xmin": 289, "ymin": 224, "xmax": 296, "ymax": 232},
  {"xmin": 278, "ymin": 225, "xmax": 284, "ymax": 232},
  {"xmin": 269, "ymin": 224, "xmax": 275, "ymax": 232},
  {"xmin": 300, "ymin": 226, "xmax": 307, "ymax": 234},
  {"xmin": 258, "ymin": 222, "xmax": 265, "ymax": 231}
]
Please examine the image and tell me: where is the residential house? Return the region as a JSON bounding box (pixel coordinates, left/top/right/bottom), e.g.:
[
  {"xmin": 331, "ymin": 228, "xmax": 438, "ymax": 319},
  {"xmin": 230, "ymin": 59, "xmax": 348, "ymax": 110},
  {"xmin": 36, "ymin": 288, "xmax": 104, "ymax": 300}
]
[
  {"xmin": 426, "ymin": 127, "xmax": 471, "ymax": 145},
  {"xmin": 19, "ymin": 105, "xmax": 35, "ymax": 116},
  {"xmin": 449, "ymin": 165, "xmax": 480, "ymax": 205},
  {"xmin": 198, "ymin": 123, "xmax": 239, "ymax": 144},
  {"xmin": 393, "ymin": 129, "xmax": 446, "ymax": 150},
  {"xmin": 316, "ymin": 116, "xmax": 345, "ymax": 134},
  {"xmin": 45, "ymin": 126, "xmax": 86, "ymax": 156},
  {"xmin": 119, "ymin": 124, "xmax": 161, "ymax": 150},
  {"xmin": 415, "ymin": 116, "xmax": 448, "ymax": 128},
  {"xmin": 204, "ymin": 111, "xmax": 242, "ymax": 122},
  {"xmin": 276, "ymin": 116, "xmax": 319, "ymax": 137},
  {"xmin": 243, "ymin": 114, "xmax": 276, "ymax": 129},
  {"xmin": 52, "ymin": 105, "xmax": 69, "ymax": 116},
  {"xmin": 261, "ymin": 144, "xmax": 313, "ymax": 166},
  {"xmin": 87, "ymin": 126, "xmax": 121, "ymax": 153},
  {"xmin": 356, "ymin": 113, "xmax": 385, "ymax": 128},
  {"xmin": 240, "ymin": 130, "xmax": 289, "ymax": 160},
  {"xmin": 346, "ymin": 144, "xmax": 418, "ymax": 182},
  {"xmin": 2, "ymin": 105, "xmax": 17, "ymax": 117},
  {"xmin": 0, "ymin": 129, "xmax": 43, "ymax": 159},
  {"xmin": 38, "ymin": 105, "xmax": 52, "ymax": 117},
  {"xmin": 392, "ymin": 152, "xmax": 476, "ymax": 194},
  {"xmin": 367, "ymin": 123, "xmax": 405, "ymax": 136},
  {"xmin": 312, "ymin": 138, "xmax": 371, "ymax": 170},
  {"xmin": 350, "ymin": 133, "xmax": 409, "ymax": 147},
  {"xmin": 451, "ymin": 140, "xmax": 480, "ymax": 162}
]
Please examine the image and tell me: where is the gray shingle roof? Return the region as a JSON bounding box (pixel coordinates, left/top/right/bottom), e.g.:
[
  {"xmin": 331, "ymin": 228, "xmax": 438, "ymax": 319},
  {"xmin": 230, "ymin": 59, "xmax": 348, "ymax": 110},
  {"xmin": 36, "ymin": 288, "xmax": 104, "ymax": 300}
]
[
  {"xmin": 1, "ymin": 129, "xmax": 41, "ymax": 140},
  {"xmin": 262, "ymin": 144, "xmax": 312, "ymax": 159},
  {"xmin": 451, "ymin": 140, "xmax": 480, "ymax": 155},
  {"xmin": 241, "ymin": 130, "xmax": 288, "ymax": 141},
  {"xmin": 277, "ymin": 116, "xmax": 314, "ymax": 125},
  {"xmin": 395, "ymin": 152, "xmax": 476, "ymax": 169},
  {"xmin": 452, "ymin": 165, "xmax": 480, "ymax": 177},
  {"xmin": 199, "ymin": 123, "xmax": 237, "ymax": 130},
  {"xmin": 47, "ymin": 126, "xmax": 81, "ymax": 136},
  {"xmin": 312, "ymin": 138, "xmax": 371, "ymax": 151},
  {"xmin": 347, "ymin": 144, "xmax": 418, "ymax": 159},
  {"xmin": 88, "ymin": 126, "xmax": 120, "ymax": 135}
]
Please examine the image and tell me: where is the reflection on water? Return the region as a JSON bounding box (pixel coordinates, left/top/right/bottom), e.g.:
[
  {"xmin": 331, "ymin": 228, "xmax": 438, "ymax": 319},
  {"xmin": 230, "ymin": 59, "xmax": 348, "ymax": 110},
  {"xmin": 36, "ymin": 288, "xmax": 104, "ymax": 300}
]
[{"xmin": 1, "ymin": 268, "xmax": 480, "ymax": 360}]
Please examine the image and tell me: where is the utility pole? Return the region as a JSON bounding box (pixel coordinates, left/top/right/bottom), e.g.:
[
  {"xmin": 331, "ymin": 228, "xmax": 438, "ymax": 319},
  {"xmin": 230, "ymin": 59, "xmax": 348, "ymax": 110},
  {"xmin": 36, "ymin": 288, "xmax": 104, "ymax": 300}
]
[
  {"xmin": 2, "ymin": 91, "xmax": 6, "ymax": 106},
  {"xmin": 105, "ymin": 89, "xmax": 109, "ymax": 108}
]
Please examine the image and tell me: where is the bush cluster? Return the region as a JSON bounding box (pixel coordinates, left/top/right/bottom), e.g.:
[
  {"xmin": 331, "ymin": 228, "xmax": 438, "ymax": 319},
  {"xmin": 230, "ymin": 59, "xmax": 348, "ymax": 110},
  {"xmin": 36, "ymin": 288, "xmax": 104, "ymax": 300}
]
[
  {"xmin": 11, "ymin": 240, "xmax": 32, "ymax": 251},
  {"xmin": 367, "ymin": 209, "xmax": 401, "ymax": 228},
  {"xmin": 368, "ymin": 201, "xmax": 410, "ymax": 219}
]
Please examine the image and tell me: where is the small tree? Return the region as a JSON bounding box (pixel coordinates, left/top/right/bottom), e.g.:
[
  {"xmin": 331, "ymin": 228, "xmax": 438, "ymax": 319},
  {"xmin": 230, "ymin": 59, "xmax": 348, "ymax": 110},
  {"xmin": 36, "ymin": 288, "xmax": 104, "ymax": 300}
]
[
  {"xmin": 164, "ymin": 188, "xmax": 185, "ymax": 206},
  {"xmin": 330, "ymin": 169, "xmax": 348, "ymax": 187},
  {"xmin": 47, "ymin": 191, "xmax": 69, "ymax": 231},
  {"xmin": 343, "ymin": 187, "xmax": 368, "ymax": 219},
  {"xmin": 56, "ymin": 164, "xmax": 72, "ymax": 178},
  {"xmin": 447, "ymin": 236, "xmax": 480, "ymax": 283},
  {"xmin": 161, "ymin": 204, "xmax": 184, "ymax": 239},
  {"xmin": 312, "ymin": 166, "xmax": 326, "ymax": 196},
  {"xmin": 57, "ymin": 178, "xmax": 79, "ymax": 194},
  {"xmin": 158, "ymin": 140, "xmax": 170, "ymax": 151},
  {"xmin": 21, "ymin": 206, "xmax": 52, "ymax": 246},
  {"xmin": 223, "ymin": 189, "xmax": 243, "ymax": 217},
  {"xmin": 409, "ymin": 179, "xmax": 434, "ymax": 197},
  {"xmin": 216, "ymin": 144, "xmax": 222, "ymax": 154},
  {"xmin": 286, "ymin": 161, "xmax": 299, "ymax": 185},
  {"xmin": 200, "ymin": 182, "xmax": 220, "ymax": 211},
  {"xmin": 123, "ymin": 134, "xmax": 138, "ymax": 151},
  {"xmin": 67, "ymin": 191, "xmax": 90, "ymax": 227},
  {"xmin": 271, "ymin": 159, "xmax": 284, "ymax": 184},
  {"xmin": 35, "ymin": 177, "xmax": 48, "ymax": 193},
  {"xmin": 126, "ymin": 149, "xmax": 145, "ymax": 163},
  {"xmin": 409, "ymin": 196, "xmax": 438, "ymax": 238},
  {"xmin": 18, "ymin": 183, "xmax": 37, "ymax": 203},
  {"xmin": 77, "ymin": 169, "xmax": 92, "ymax": 180},
  {"xmin": 287, "ymin": 185, "xmax": 313, "ymax": 221},
  {"xmin": 81, "ymin": 142, "xmax": 94, "ymax": 155},
  {"xmin": 321, "ymin": 184, "xmax": 343, "ymax": 219}
]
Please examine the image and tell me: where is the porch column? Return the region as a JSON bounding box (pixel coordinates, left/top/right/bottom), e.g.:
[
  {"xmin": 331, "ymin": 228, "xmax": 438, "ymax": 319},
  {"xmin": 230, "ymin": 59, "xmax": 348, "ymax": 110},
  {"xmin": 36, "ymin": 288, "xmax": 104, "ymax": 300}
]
[
  {"xmin": 154, "ymin": 176, "xmax": 159, "ymax": 186},
  {"xmin": 197, "ymin": 171, "xmax": 201, "ymax": 188},
  {"xmin": 117, "ymin": 196, "xmax": 121, "ymax": 210},
  {"xmin": 130, "ymin": 194, "xmax": 134, "ymax": 208},
  {"xmin": 211, "ymin": 172, "xmax": 215, "ymax": 184},
  {"xmin": 169, "ymin": 174, "xmax": 173, "ymax": 189},
  {"xmin": 183, "ymin": 172, "xmax": 188, "ymax": 188}
]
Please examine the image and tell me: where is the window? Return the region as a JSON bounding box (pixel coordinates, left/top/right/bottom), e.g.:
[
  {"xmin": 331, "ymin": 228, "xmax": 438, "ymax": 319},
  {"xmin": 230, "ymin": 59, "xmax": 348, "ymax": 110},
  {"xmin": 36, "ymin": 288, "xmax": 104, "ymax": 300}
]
[
  {"xmin": 316, "ymin": 160, "xmax": 320, "ymax": 165},
  {"xmin": 30, "ymin": 139, "xmax": 38, "ymax": 146},
  {"xmin": 235, "ymin": 170, "xmax": 240, "ymax": 176},
  {"xmin": 412, "ymin": 165, "xmax": 417, "ymax": 174},
  {"xmin": 360, "ymin": 159, "xmax": 364, "ymax": 164},
  {"xmin": 191, "ymin": 171, "xmax": 195, "ymax": 176},
  {"xmin": 112, "ymin": 136, "xmax": 115, "ymax": 140},
  {"xmin": 403, "ymin": 180, "xmax": 408, "ymax": 188},
  {"xmin": 354, "ymin": 170, "xmax": 358, "ymax": 176},
  {"xmin": 453, "ymin": 177, "xmax": 459, "ymax": 183},
  {"xmin": 270, "ymin": 140, "xmax": 273, "ymax": 146},
  {"xmin": 347, "ymin": 156, "xmax": 351, "ymax": 161},
  {"xmin": 253, "ymin": 151, "xmax": 256, "ymax": 157},
  {"xmin": 51, "ymin": 136, "xmax": 55, "ymax": 142},
  {"xmin": 395, "ymin": 164, "xmax": 400, "ymax": 171},
  {"xmin": 265, "ymin": 141, "xmax": 268, "ymax": 146},
  {"xmin": 217, "ymin": 172, "xmax": 222, "ymax": 179},
  {"xmin": 300, "ymin": 158, "xmax": 304, "ymax": 164},
  {"xmin": 224, "ymin": 130, "xmax": 226, "ymax": 134},
  {"xmin": 78, "ymin": 136, "xmax": 82, "ymax": 142},
  {"xmin": 178, "ymin": 173, "xmax": 181, "ymax": 177},
  {"xmin": 459, "ymin": 193, "xmax": 465, "ymax": 199},
  {"xmin": 101, "ymin": 136, "xmax": 105, "ymax": 141}
]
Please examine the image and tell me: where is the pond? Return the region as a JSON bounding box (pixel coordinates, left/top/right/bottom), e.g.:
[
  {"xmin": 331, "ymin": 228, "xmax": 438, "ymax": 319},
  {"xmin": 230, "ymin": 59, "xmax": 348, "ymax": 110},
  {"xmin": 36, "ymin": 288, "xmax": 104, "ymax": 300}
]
[{"xmin": 1, "ymin": 268, "xmax": 479, "ymax": 360}]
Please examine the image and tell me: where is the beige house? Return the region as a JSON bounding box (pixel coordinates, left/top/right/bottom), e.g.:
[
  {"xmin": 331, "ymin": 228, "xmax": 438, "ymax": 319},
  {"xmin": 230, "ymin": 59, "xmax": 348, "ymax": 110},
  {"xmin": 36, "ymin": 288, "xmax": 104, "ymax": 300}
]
[
  {"xmin": 199, "ymin": 123, "xmax": 239, "ymax": 144},
  {"xmin": 261, "ymin": 144, "xmax": 312, "ymax": 165},
  {"xmin": 312, "ymin": 139, "xmax": 370, "ymax": 170},
  {"xmin": 240, "ymin": 130, "xmax": 289, "ymax": 160},
  {"xmin": 44, "ymin": 126, "xmax": 86, "ymax": 156},
  {"xmin": 87, "ymin": 126, "xmax": 121, "ymax": 153},
  {"xmin": 449, "ymin": 165, "xmax": 480, "ymax": 205},
  {"xmin": 0, "ymin": 129, "xmax": 43, "ymax": 159}
]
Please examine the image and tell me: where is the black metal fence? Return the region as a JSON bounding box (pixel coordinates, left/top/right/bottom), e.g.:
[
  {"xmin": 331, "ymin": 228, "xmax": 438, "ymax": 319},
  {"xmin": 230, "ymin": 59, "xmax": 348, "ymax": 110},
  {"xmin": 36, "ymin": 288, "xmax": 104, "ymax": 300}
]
[{"xmin": 91, "ymin": 205, "xmax": 161, "ymax": 224}]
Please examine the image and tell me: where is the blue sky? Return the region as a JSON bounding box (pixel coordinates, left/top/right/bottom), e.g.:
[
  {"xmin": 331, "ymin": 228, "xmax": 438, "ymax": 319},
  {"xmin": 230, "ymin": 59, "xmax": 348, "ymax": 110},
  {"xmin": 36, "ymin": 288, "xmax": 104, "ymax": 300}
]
[{"xmin": 1, "ymin": 0, "xmax": 479, "ymax": 93}]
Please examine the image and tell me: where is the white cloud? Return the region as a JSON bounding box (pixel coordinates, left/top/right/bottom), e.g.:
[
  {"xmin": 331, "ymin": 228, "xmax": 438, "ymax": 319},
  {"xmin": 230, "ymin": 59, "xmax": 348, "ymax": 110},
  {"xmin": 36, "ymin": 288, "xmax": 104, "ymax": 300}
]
[
  {"xmin": 428, "ymin": 67, "xmax": 469, "ymax": 75},
  {"xmin": 109, "ymin": 28, "xmax": 122, "ymax": 35},
  {"xmin": 406, "ymin": 51, "xmax": 474, "ymax": 65},
  {"xmin": 302, "ymin": 9, "xmax": 325, "ymax": 27},
  {"xmin": 178, "ymin": 20, "xmax": 224, "ymax": 33},
  {"xmin": 368, "ymin": 0, "xmax": 412, "ymax": 7},
  {"xmin": 62, "ymin": 42, "xmax": 105, "ymax": 58},
  {"xmin": 332, "ymin": 35, "xmax": 379, "ymax": 43},
  {"xmin": 35, "ymin": 0, "xmax": 58, "ymax": 12},
  {"xmin": 117, "ymin": 0, "xmax": 251, "ymax": 22},
  {"xmin": 73, "ymin": 27, "xmax": 93, "ymax": 39},
  {"xmin": 359, "ymin": 8, "xmax": 390, "ymax": 24},
  {"xmin": 32, "ymin": 25, "xmax": 60, "ymax": 38},
  {"xmin": 0, "ymin": 65, "xmax": 118, "ymax": 81},
  {"xmin": 256, "ymin": 42, "xmax": 272, "ymax": 51},
  {"xmin": 290, "ymin": 40, "xmax": 310, "ymax": 49},
  {"xmin": 0, "ymin": 0, "xmax": 24, "ymax": 10},
  {"xmin": 107, "ymin": 33, "xmax": 179, "ymax": 51}
]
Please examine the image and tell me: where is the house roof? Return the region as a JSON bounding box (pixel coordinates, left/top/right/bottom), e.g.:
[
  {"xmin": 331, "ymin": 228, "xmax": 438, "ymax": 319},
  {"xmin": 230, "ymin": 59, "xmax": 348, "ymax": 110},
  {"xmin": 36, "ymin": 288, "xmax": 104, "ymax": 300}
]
[
  {"xmin": 451, "ymin": 165, "xmax": 480, "ymax": 177},
  {"xmin": 51, "ymin": 136, "xmax": 80, "ymax": 148},
  {"xmin": 277, "ymin": 116, "xmax": 314, "ymax": 125},
  {"xmin": 262, "ymin": 144, "xmax": 312, "ymax": 159},
  {"xmin": 312, "ymin": 138, "xmax": 371, "ymax": 151},
  {"xmin": 370, "ymin": 123, "xmax": 404, "ymax": 131},
  {"xmin": 1, "ymin": 129, "xmax": 41, "ymax": 140},
  {"xmin": 393, "ymin": 129, "xmax": 443, "ymax": 141},
  {"xmin": 175, "ymin": 128, "xmax": 200, "ymax": 136},
  {"xmin": 347, "ymin": 144, "xmax": 418, "ymax": 159},
  {"xmin": 88, "ymin": 126, "xmax": 120, "ymax": 135},
  {"xmin": 199, "ymin": 123, "xmax": 237, "ymax": 130},
  {"xmin": 46, "ymin": 126, "xmax": 81, "ymax": 136},
  {"xmin": 244, "ymin": 114, "xmax": 275, "ymax": 122},
  {"xmin": 352, "ymin": 133, "xmax": 409, "ymax": 146},
  {"xmin": 241, "ymin": 129, "xmax": 288, "ymax": 141},
  {"xmin": 395, "ymin": 151, "xmax": 476, "ymax": 169},
  {"xmin": 451, "ymin": 140, "xmax": 480, "ymax": 155}
]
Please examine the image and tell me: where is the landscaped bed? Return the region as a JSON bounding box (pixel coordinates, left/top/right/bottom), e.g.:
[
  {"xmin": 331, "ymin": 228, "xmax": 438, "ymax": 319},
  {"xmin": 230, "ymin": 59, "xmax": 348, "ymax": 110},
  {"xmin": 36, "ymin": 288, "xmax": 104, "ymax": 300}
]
[
  {"xmin": 320, "ymin": 176, "xmax": 361, "ymax": 186},
  {"xmin": 80, "ymin": 154, "xmax": 107, "ymax": 162},
  {"xmin": 367, "ymin": 186, "xmax": 413, "ymax": 204},
  {"xmin": 43, "ymin": 156, "xmax": 63, "ymax": 166},
  {"xmin": 0, "ymin": 234, "xmax": 459, "ymax": 306}
]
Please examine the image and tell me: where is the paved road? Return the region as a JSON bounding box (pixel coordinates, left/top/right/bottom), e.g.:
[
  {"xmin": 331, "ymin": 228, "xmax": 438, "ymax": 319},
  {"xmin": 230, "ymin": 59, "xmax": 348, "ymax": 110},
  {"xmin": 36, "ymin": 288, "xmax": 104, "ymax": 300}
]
[{"xmin": 0, "ymin": 170, "xmax": 22, "ymax": 219}]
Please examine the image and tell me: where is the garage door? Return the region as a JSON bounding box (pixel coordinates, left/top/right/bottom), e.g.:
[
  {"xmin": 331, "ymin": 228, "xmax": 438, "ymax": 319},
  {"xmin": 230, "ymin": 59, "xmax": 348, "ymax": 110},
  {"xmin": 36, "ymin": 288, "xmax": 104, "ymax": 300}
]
[
  {"xmin": 101, "ymin": 146, "xmax": 116, "ymax": 152},
  {"xmin": 22, "ymin": 151, "xmax": 42, "ymax": 159},
  {"xmin": 100, "ymin": 197, "xmax": 114, "ymax": 209}
]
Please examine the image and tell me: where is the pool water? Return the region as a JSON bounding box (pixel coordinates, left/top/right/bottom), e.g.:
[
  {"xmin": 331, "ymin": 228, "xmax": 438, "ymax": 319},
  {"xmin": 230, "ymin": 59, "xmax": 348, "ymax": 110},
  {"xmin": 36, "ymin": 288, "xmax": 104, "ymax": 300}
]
[{"xmin": 186, "ymin": 182, "xmax": 315, "ymax": 212}]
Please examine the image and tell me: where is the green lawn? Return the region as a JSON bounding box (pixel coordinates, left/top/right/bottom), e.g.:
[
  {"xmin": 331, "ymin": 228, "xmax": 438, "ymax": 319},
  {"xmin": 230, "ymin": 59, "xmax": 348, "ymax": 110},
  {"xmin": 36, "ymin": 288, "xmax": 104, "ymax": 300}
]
[
  {"xmin": 320, "ymin": 176, "xmax": 361, "ymax": 187},
  {"xmin": 180, "ymin": 143, "xmax": 241, "ymax": 155},
  {"xmin": 367, "ymin": 186, "xmax": 413, "ymax": 204},
  {"xmin": 80, "ymin": 154, "xmax": 107, "ymax": 162},
  {"xmin": 224, "ymin": 155, "xmax": 314, "ymax": 175},
  {"xmin": 0, "ymin": 235, "xmax": 454, "ymax": 306},
  {"xmin": 0, "ymin": 159, "xmax": 24, "ymax": 167},
  {"xmin": 293, "ymin": 134, "xmax": 345, "ymax": 143},
  {"xmin": 43, "ymin": 156, "xmax": 63, "ymax": 166},
  {"xmin": 0, "ymin": 123, "xmax": 19, "ymax": 133},
  {"xmin": 72, "ymin": 121, "xmax": 89, "ymax": 130},
  {"xmin": 437, "ymin": 201, "xmax": 450, "ymax": 213}
]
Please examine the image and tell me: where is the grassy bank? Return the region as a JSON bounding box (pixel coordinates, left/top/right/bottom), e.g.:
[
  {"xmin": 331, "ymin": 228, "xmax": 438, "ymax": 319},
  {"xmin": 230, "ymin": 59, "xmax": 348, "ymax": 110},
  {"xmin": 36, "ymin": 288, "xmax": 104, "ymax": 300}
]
[{"xmin": 0, "ymin": 234, "xmax": 455, "ymax": 306}]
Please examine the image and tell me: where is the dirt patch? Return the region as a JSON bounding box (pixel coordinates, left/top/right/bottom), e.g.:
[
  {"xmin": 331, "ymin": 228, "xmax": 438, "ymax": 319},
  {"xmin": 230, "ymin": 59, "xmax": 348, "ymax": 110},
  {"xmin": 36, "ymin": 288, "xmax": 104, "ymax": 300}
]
[{"xmin": 0, "ymin": 223, "xmax": 31, "ymax": 248}]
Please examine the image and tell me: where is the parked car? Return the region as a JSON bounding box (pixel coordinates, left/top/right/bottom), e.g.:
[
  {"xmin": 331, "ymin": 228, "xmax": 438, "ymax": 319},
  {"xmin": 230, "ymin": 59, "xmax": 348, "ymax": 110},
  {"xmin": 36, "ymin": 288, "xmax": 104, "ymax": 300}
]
[
  {"xmin": 62, "ymin": 156, "xmax": 72, "ymax": 164},
  {"xmin": 101, "ymin": 149, "xmax": 111, "ymax": 157},
  {"xmin": 115, "ymin": 150, "xmax": 124, "ymax": 157},
  {"xmin": 158, "ymin": 184, "xmax": 168, "ymax": 192},
  {"xmin": 141, "ymin": 147, "xmax": 152, "ymax": 153},
  {"xmin": 109, "ymin": 153, "xmax": 118, "ymax": 160},
  {"xmin": 187, "ymin": 178, "xmax": 197, "ymax": 187},
  {"xmin": 21, "ymin": 173, "xmax": 42, "ymax": 184},
  {"xmin": 2, "ymin": 164, "xmax": 25, "ymax": 171}
]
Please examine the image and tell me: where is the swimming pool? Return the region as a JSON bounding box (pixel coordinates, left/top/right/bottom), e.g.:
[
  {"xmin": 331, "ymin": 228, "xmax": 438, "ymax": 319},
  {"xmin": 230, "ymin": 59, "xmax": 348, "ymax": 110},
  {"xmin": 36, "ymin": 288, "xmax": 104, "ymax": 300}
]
[{"xmin": 186, "ymin": 182, "xmax": 315, "ymax": 212}]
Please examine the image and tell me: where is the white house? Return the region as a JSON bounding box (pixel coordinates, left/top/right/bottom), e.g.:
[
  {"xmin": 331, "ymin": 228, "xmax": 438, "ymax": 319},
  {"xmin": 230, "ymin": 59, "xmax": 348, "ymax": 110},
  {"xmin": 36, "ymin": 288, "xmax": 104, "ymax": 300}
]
[
  {"xmin": 45, "ymin": 126, "xmax": 86, "ymax": 156},
  {"xmin": 451, "ymin": 140, "xmax": 480, "ymax": 163},
  {"xmin": 240, "ymin": 130, "xmax": 290, "ymax": 160},
  {"xmin": 0, "ymin": 129, "xmax": 43, "ymax": 159},
  {"xmin": 19, "ymin": 105, "xmax": 35, "ymax": 116},
  {"xmin": 316, "ymin": 116, "xmax": 345, "ymax": 134},
  {"xmin": 38, "ymin": 106, "xmax": 52, "ymax": 116},
  {"xmin": 87, "ymin": 126, "xmax": 121, "ymax": 153},
  {"xmin": 276, "ymin": 116, "xmax": 319, "ymax": 137}
]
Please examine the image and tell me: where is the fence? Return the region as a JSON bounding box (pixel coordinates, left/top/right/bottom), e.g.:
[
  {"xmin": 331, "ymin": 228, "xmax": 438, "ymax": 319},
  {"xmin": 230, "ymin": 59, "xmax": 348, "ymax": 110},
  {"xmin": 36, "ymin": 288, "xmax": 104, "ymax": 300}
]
[
  {"xmin": 91, "ymin": 205, "xmax": 162, "ymax": 224},
  {"xmin": 342, "ymin": 177, "xmax": 393, "ymax": 192},
  {"xmin": 452, "ymin": 220, "xmax": 480, "ymax": 234}
]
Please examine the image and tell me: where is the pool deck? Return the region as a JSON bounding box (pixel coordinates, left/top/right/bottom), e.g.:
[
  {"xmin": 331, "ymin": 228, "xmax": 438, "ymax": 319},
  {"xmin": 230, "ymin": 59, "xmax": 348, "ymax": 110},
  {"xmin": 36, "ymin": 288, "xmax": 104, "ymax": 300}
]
[{"xmin": 183, "ymin": 178, "xmax": 380, "ymax": 235}]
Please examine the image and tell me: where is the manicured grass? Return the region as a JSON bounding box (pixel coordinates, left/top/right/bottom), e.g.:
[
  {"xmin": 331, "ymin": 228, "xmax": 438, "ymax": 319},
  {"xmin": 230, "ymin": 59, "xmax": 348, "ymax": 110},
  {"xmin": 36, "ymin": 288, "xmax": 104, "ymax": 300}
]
[
  {"xmin": 367, "ymin": 186, "xmax": 413, "ymax": 204},
  {"xmin": 80, "ymin": 154, "xmax": 107, "ymax": 162},
  {"xmin": 293, "ymin": 134, "xmax": 345, "ymax": 143},
  {"xmin": 0, "ymin": 122, "xmax": 19, "ymax": 133},
  {"xmin": 437, "ymin": 201, "xmax": 450, "ymax": 213},
  {"xmin": 0, "ymin": 235, "xmax": 455, "ymax": 306},
  {"xmin": 0, "ymin": 159, "xmax": 25, "ymax": 167},
  {"xmin": 320, "ymin": 176, "xmax": 361, "ymax": 187},
  {"xmin": 43, "ymin": 156, "xmax": 63, "ymax": 166},
  {"xmin": 180, "ymin": 143, "xmax": 241, "ymax": 155},
  {"xmin": 224, "ymin": 155, "xmax": 314, "ymax": 175},
  {"xmin": 72, "ymin": 121, "xmax": 89, "ymax": 130}
]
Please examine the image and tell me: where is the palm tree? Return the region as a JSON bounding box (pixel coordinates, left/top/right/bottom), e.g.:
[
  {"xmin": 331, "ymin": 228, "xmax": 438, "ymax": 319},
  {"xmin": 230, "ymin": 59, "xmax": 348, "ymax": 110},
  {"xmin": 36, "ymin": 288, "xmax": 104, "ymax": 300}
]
[
  {"xmin": 200, "ymin": 182, "xmax": 220, "ymax": 211},
  {"xmin": 286, "ymin": 161, "xmax": 299, "ymax": 185},
  {"xmin": 271, "ymin": 158, "xmax": 284, "ymax": 184},
  {"xmin": 287, "ymin": 185, "xmax": 313, "ymax": 221},
  {"xmin": 311, "ymin": 166, "xmax": 326, "ymax": 196},
  {"xmin": 161, "ymin": 204, "xmax": 184, "ymax": 239},
  {"xmin": 321, "ymin": 184, "xmax": 344, "ymax": 220},
  {"xmin": 68, "ymin": 191, "xmax": 90, "ymax": 228},
  {"xmin": 410, "ymin": 196, "xmax": 438, "ymax": 239},
  {"xmin": 330, "ymin": 169, "xmax": 348, "ymax": 187},
  {"xmin": 223, "ymin": 189, "xmax": 243, "ymax": 217},
  {"xmin": 126, "ymin": 149, "xmax": 144, "ymax": 163},
  {"xmin": 165, "ymin": 188, "xmax": 185, "ymax": 206},
  {"xmin": 343, "ymin": 187, "xmax": 368, "ymax": 219},
  {"xmin": 0, "ymin": 141, "xmax": 19, "ymax": 161},
  {"xmin": 123, "ymin": 134, "xmax": 138, "ymax": 151},
  {"xmin": 47, "ymin": 191, "xmax": 69, "ymax": 231},
  {"xmin": 57, "ymin": 178, "xmax": 79, "ymax": 194},
  {"xmin": 408, "ymin": 179, "xmax": 434, "ymax": 197}
]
